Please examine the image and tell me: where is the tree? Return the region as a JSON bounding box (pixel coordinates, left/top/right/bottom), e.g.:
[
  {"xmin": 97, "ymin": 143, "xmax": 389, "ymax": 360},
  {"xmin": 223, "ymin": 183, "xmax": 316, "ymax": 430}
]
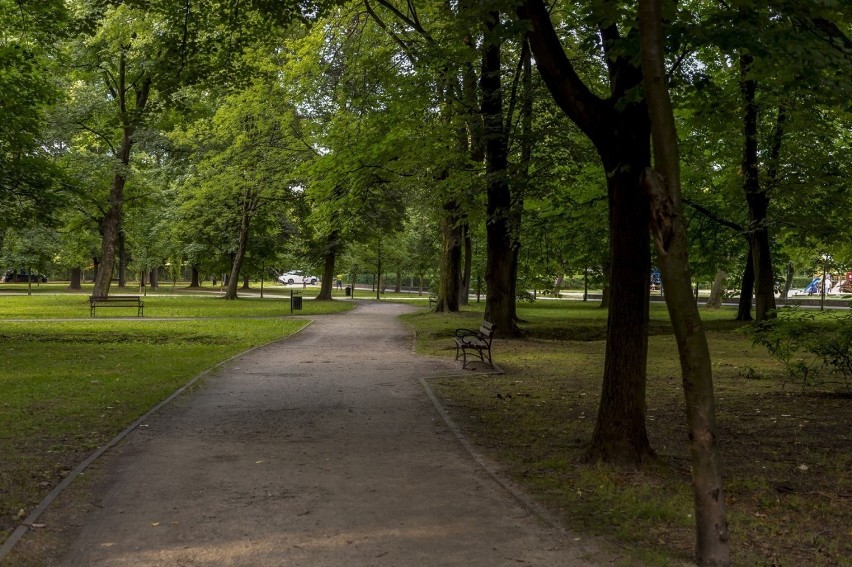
[
  {"xmin": 0, "ymin": 0, "xmax": 66, "ymax": 241},
  {"xmin": 516, "ymin": 0, "xmax": 654, "ymax": 464},
  {"xmin": 638, "ymin": 0, "xmax": 730, "ymax": 562},
  {"xmin": 174, "ymin": 83, "xmax": 306, "ymax": 299}
]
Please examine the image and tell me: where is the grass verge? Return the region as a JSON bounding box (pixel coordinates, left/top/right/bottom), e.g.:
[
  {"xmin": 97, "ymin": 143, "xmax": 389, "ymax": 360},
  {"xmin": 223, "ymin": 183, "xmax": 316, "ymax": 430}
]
[
  {"xmin": 0, "ymin": 295, "xmax": 353, "ymax": 546},
  {"xmin": 403, "ymin": 301, "xmax": 851, "ymax": 566}
]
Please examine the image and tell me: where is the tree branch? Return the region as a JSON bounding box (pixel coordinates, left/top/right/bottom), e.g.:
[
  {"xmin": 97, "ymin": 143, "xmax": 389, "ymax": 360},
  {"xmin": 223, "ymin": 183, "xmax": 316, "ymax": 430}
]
[{"xmin": 515, "ymin": 0, "xmax": 609, "ymax": 145}]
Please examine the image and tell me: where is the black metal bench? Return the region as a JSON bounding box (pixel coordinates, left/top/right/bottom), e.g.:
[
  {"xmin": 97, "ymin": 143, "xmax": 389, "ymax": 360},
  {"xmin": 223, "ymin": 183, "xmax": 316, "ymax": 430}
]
[
  {"xmin": 454, "ymin": 320, "xmax": 496, "ymax": 369},
  {"xmin": 89, "ymin": 295, "xmax": 144, "ymax": 318}
]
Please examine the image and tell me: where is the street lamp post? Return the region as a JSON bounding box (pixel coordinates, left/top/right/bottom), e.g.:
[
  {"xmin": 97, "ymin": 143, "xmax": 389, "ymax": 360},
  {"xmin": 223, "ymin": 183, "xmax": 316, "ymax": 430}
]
[{"xmin": 821, "ymin": 254, "xmax": 831, "ymax": 311}]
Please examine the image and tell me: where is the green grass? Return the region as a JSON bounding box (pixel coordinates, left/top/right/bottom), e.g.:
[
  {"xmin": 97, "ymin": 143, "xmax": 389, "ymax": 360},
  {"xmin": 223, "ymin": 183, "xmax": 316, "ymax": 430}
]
[
  {"xmin": 0, "ymin": 291, "xmax": 352, "ymax": 319},
  {"xmin": 403, "ymin": 301, "xmax": 852, "ymax": 566},
  {"xmin": 0, "ymin": 294, "xmax": 354, "ymax": 545}
]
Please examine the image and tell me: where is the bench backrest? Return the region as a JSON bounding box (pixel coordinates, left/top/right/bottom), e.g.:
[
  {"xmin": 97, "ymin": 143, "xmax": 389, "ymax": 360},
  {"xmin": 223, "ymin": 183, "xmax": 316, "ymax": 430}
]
[{"xmin": 479, "ymin": 321, "xmax": 495, "ymax": 341}]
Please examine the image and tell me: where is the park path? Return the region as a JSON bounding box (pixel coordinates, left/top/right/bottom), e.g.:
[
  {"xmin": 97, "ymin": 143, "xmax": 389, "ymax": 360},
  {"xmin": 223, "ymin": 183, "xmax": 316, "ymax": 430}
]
[{"xmin": 41, "ymin": 302, "xmax": 602, "ymax": 566}]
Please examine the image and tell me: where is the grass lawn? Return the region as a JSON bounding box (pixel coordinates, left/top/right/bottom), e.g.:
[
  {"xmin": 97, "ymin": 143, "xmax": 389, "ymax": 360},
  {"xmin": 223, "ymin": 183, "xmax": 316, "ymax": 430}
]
[
  {"xmin": 403, "ymin": 300, "xmax": 851, "ymax": 566},
  {"xmin": 0, "ymin": 293, "xmax": 353, "ymax": 545}
]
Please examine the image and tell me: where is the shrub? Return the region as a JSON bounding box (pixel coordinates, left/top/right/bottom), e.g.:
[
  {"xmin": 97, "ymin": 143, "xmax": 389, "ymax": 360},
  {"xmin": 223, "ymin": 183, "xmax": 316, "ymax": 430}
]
[{"xmin": 746, "ymin": 307, "xmax": 852, "ymax": 391}]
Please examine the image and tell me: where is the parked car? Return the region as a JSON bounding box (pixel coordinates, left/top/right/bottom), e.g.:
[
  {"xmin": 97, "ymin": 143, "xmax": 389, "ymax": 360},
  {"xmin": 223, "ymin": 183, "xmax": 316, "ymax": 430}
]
[
  {"xmin": 3, "ymin": 270, "xmax": 48, "ymax": 283},
  {"xmin": 277, "ymin": 271, "xmax": 318, "ymax": 285}
]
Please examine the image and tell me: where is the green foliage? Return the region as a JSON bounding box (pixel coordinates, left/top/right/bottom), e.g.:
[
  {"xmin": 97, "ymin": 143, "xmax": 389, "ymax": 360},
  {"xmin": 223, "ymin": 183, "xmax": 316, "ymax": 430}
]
[{"xmin": 746, "ymin": 307, "xmax": 852, "ymax": 391}]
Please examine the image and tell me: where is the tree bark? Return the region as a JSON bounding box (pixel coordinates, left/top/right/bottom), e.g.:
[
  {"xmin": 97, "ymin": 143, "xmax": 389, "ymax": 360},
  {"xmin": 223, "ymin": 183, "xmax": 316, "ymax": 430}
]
[
  {"xmin": 316, "ymin": 231, "xmax": 339, "ymax": 300},
  {"xmin": 736, "ymin": 246, "xmax": 754, "ymax": 321},
  {"xmin": 225, "ymin": 204, "xmax": 252, "ymax": 300},
  {"xmin": 739, "ymin": 54, "xmax": 776, "ymax": 321},
  {"xmin": 149, "ymin": 268, "xmax": 159, "ymax": 290},
  {"xmin": 481, "ymin": 9, "xmax": 520, "ymax": 336},
  {"xmin": 68, "ymin": 267, "xmax": 82, "ymax": 291},
  {"xmin": 508, "ymin": 40, "xmax": 532, "ymax": 322},
  {"xmin": 435, "ymin": 202, "xmax": 462, "ymax": 312},
  {"xmin": 189, "ymin": 265, "xmax": 200, "ymax": 288},
  {"xmin": 706, "ymin": 270, "xmax": 728, "ymax": 309},
  {"xmin": 638, "ymin": 2, "xmax": 730, "ymax": 562}
]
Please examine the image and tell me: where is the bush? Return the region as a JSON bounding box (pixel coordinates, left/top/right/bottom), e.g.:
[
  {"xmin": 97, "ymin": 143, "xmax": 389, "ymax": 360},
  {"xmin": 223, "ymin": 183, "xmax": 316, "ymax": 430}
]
[{"xmin": 746, "ymin": 307, "xmax": 852, "ymax": 391}]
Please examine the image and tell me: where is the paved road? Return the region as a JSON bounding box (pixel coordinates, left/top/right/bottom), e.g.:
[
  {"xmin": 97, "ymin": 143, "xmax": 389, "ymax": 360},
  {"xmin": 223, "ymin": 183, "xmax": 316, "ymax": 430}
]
[{"xmin": 21, "ymin": 302, "xmax": 604, "ymax": 566}]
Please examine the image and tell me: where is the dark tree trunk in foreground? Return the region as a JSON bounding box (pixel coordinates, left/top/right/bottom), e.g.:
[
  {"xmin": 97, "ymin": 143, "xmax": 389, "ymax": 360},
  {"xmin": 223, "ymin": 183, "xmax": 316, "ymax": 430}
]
[
  {"xmin": 740, "ymin": 54, "xmax": 776, "ymax": 321},
  {"xmin": 736, "ymin": 247, "xmax": 755, "ymax": 321},
  {"xmin": 589, "ymin": 151, "xmax": 652, "ymax": 464},
  {"xmin": 481, "ymin": 9, "xmax": 520, "ymax": 336},
  {"xmin": 316, "ymin": 231, "xmax": 340, "ymax": 300},
  {"xmin": 519, "ymin": 0, "xmax": 653, "ymax": 464},
  {"xmin": 68, "ymin": 267, "xmax": 82, "ymax": 291},
  {"xmin": 638, "ymin": 2, "xmax": 730, "ymax": 562}
]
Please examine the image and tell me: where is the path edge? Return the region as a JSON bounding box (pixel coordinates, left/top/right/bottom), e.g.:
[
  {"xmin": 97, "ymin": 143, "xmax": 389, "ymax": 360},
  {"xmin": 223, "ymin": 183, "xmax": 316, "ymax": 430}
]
[
  {"xmin": 403, "ymin": 316, "xmax": 566, "ymax": 534},
  {"xmin": 0, "ymin": 319, "xmax": 314, "ymax": 563}
]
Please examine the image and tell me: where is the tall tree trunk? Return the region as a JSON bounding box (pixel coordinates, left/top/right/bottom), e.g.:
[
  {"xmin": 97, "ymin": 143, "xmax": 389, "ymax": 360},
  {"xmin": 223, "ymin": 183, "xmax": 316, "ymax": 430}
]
[
  {"xmin": 316, "ymin": 231, "xmax": 339, "ymax": 300},
  {"xmin": 189, "ymin": 265, "xmax": 200, "ymax": 288},
  {"xmin": 92, "ymin": 62, "xmax": 151, "ymax": 298},
  {"xmin": 149, "ymin": 268, "xmax": 159, "ymax": 290},
  {"xmin": 93, "ymin": 157, "xmax": 128, "ymax": 297},
  {"xmin": 509, "ymin": 40, "xmax": 532, "ymax": 322},
  {"xmin": 706, "ymin": 270, "xmax": 728, "ymax": 309},
  {"xmin": 68, "ymin": 267, "xmax": 82, "ymax": 291},
  {"xmin": 736, "ymin": 246, "xmax": 754, "ymax": 321},
  {"xmin": 638, "ymin": 2, "xmax": 730, "ymax": 562},
  {"xmin": 587, "ymin": 154, "xmax": 652, "ymax": 464},
  {"xmin": 519, "ymin": 0, "xmax": 653, "ymax": 463},
  {"xmin": 225, "ymin": 210, "xmax": 251, "ymax": 300},
  {"xmin": 435, "ymin": 202, "xmax": 462, "ymax": 312},
  {"xmin": 740, "ymin": 54, "xmax": 776, "ymax": 321},
  {"xmin": 241, "ymin": 274, "xmax": 250, "ymax": 289},
  {"xmin": 481, "ymin": 9, "xmax": 520, "ymax": 336}
]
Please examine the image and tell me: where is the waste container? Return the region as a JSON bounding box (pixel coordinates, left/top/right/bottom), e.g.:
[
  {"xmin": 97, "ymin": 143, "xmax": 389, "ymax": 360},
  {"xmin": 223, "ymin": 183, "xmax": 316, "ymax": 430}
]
[
  {"xmin": 291, "ymin": 295, "xmax": 303, "ymax": 310},
  {"xmin": 345, "ymin": 286, "xmax": 351, "ymax": 297}
]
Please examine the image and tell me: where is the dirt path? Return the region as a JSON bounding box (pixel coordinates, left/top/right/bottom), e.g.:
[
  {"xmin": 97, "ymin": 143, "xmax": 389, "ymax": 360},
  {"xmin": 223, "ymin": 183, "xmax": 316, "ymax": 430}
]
[{"xmin": 17, "ymin": 302, "xmax": 605, "ymax": 566}]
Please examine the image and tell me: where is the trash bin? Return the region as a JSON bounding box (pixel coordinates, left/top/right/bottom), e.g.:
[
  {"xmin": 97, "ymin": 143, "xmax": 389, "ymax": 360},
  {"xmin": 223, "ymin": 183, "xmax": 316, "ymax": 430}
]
[
  {"xmin": 291, "ymin": 295, "xmax": 303, "ymax": 310},
  {"xmin": 345, "ymin": 286, "xmax": 351, "ymax": 297}
]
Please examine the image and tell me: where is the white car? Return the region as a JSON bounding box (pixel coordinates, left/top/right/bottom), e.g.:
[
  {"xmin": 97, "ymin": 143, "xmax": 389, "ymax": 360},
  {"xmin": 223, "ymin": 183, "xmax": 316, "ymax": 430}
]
[{"xmin": 278, "ymin": 271, "xmax": 318, "ymax": 285}]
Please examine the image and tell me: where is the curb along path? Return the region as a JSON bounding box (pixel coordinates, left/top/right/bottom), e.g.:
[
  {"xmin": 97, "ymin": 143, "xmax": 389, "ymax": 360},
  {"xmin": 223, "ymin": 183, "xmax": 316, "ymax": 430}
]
[{"xmin": 17, "ymin": 302, "xmax": 602, "ymax": 566}]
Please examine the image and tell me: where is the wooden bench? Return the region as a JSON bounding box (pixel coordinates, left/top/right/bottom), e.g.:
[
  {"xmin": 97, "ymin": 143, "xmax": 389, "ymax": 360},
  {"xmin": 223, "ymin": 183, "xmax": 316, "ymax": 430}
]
[
  {"xmin": 89, "ymin": 295, "xmax": 144, "ymax": 318},
  {"xmin": 428, "ymin": 294, "xmax": 438, "ymax": 308},
  {"xmin": 454, "ymin": 320, "xmax": 496, "ymax": 369}
]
